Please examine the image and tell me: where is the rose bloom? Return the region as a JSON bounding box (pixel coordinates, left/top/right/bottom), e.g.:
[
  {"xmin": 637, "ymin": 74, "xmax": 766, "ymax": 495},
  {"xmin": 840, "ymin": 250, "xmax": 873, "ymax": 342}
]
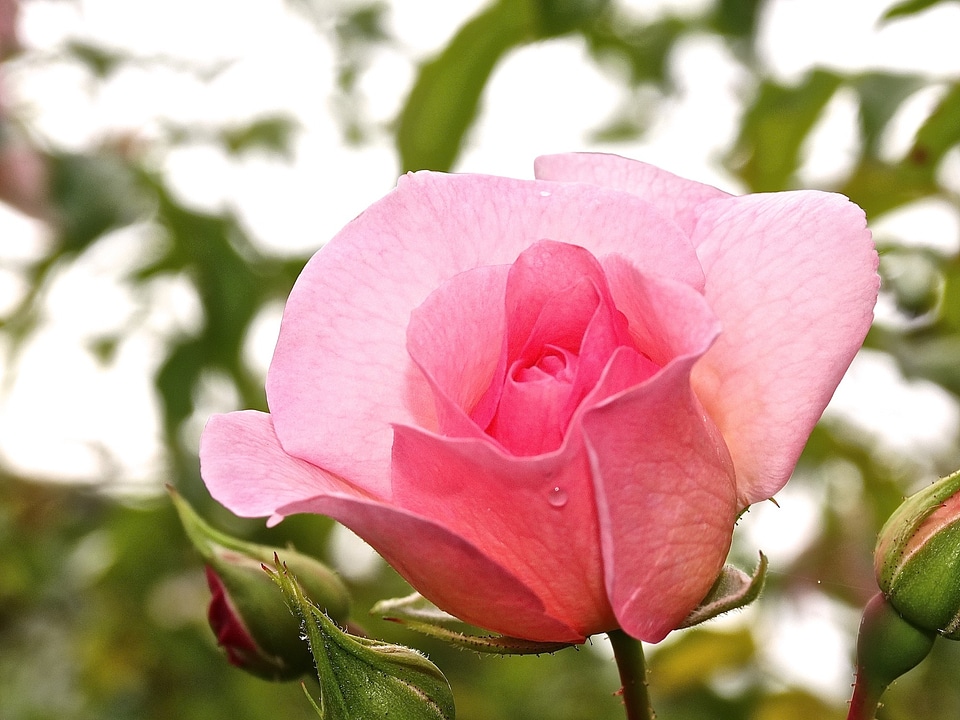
[{"xmin": 201, "ymin": 153, "xmax": 878, "ymax": 643}]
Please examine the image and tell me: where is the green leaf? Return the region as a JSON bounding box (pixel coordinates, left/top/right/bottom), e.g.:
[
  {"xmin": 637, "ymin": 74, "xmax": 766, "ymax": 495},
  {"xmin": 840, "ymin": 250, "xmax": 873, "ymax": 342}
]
[
  {"xmin": 65, "ymin": 40, "xmax": 125, "ymax": 78},
  {"xmin": 881, "ymin": 0, "xmax": 959, "ymax": 22},
  {"xmin": 910, "ymin": 82, "xmax": 960, "ymax": 166},
  {"xmin": 678, "ymin": 553, "xmax": 767, "ymax": 630},
  {"xmin": 650, "ymin": 628, "xmax": 756, "ymax": 694},
  {"xmin": 710, "ymin": 0, "xmax": 763, "ymax": 39},
  {"xmin": 583, "ymin": 15, "xmax": 688, "ymax": 88},
  {"xmin": 852, "ymin": 72, "xmax": 926, "ymax": 157},
  {"xmin": 395, "ymin": 1, "xmax": 531, "ymax": 172},
  {"xmin": 220, "ymin": 115, "xmax": 300, "ymax": 159},
  {"xmin": 728, "ymin": 68, "xmax": 842, "ymax": 191}
]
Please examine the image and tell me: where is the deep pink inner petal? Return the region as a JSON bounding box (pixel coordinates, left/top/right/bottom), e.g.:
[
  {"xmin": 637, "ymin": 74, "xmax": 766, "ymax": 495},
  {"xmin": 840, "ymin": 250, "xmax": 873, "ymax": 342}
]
[
  {"xmin": 406, "ymin": 263, "xmax": 510, "ymax": 440},
  {"xmin": 473, "ymin": 240, "xmax": 642, "ymax": 455}
]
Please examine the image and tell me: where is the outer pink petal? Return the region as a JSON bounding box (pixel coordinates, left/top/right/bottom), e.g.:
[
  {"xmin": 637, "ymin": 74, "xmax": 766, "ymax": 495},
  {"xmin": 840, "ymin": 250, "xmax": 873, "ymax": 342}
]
[
  {"xmin": 201, "ymin": 411, "xmax": 581, "ymax": 642},
  {"xmin": 582, "ymin": 357, "xmax": 738, "ymax": 643},
  {"xmin": 266, "ymin": 172, "xmax": 703, "ymax": 498},
  {"xmin": 534, "ymin": 153, "xmax": 730, "ymax": 236},
  {"xmin": 279, "ymin": 492, "xmax": 584, "ymax": 643},
  {"xmin": 200, "ymin": 411, "xmax": 370, "ymax": 523},
  {"xmin": 690, "ymin": 192, "xmax": 879, "ymax": 505},
  {"xmin": 389, "ymin": 424, "xmax": 616, "ymax": 639}
]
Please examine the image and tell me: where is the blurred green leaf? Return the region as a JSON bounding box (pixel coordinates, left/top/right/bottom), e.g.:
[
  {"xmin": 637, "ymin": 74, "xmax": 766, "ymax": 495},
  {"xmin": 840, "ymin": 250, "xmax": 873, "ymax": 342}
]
[
  {"xmin": 709, "ymin": 0, "xmax": 763, "ymax": 39},
  {"xmin": 49, "ymin": 152, "xmax": 148, "ymax": 252},
  {"xmin": 728, "ymin": 68, "xmax": 842, "ymax": 190},
  {"xmin": 882, "ymin": 0, "xmax": 960, "ymax": 22},
  {"xmin": 396, "ymin": 1, "xmax": 529, "ymax": 172},
  {"xmin": 584, "ymin": 15, "xmax": 687, "ymax": 88},
  {"xmin": 220, "ymin": 116, "xmax": 300, "ymax": 159},
  {"xmin": 910, "ymin": 82, "xmax": 960, "ymax": 166},
  {"xmin": 853, "ymin": 72, "xmax": 926, "ymax": 157},
  {"xmin": 650, "ymin": 628, "xmax": 755, "ymax": 695},
  {"xmin": 66, "ymin": 40, "xmax": 125, "ymax": 78}
]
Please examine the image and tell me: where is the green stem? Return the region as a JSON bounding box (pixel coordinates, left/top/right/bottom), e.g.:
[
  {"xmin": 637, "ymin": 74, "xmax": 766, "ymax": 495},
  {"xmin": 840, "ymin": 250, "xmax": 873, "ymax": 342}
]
[
  {"xmin": 846, "ymin": 674, "xmax": 884, "ymax": 720},
  {"xmin": 608, "ymin": 630, "xmax": 656, "ymax": 720}
]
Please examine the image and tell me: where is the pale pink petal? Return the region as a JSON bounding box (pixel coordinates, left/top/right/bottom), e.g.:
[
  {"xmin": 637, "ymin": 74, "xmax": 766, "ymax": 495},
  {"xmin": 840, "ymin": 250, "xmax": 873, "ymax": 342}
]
[
  {"xmin": 534, "ymin": 153, "xmax": 730, "ymax": 236},
  {"xmin": 389, "ymin": 424, "xmax": 616, "ymax": 639},
  {"xmin": 277, "ymin": 490, "xmax": 583, "ymax": 643},
  {"xmin": 200, "ymin": 411, "xmax": 369, "ymax": 522},
  {"xmin": 266, "ymin": 173, "xmax": 702, "ymax": 496},
  {"xmin": 582, "ymin": 357, "xmax": 737, "ymax": 643},
  {"xmin": 690, "ymin": 191, "xmax": 879, "ymax": 505}
]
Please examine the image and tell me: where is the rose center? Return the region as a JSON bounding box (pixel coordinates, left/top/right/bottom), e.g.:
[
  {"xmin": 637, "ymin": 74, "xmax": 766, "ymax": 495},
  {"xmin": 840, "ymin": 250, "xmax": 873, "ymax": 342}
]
[{"xmin": 513, "ymin": 345, "xmax": 577, "ymax": 384}]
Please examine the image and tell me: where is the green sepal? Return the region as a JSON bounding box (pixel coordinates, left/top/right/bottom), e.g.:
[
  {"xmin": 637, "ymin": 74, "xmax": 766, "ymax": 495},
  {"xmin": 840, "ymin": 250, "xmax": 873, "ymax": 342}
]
[
  {"xmin": 268, "ymin": 559, "xmax": 456, "ymax": 720},
  {"xmin": 678, "ymin": 553, "xmax": 767, "ymax": 630},
  {"xmin": 371, "ymin": 593, "xmax": 575, "ymax": 656}
]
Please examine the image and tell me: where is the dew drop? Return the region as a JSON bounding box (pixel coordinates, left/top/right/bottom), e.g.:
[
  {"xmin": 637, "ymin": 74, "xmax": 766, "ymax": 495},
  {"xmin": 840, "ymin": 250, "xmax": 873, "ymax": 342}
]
[
  {"xmin": 548, "ymin": 486, "xmax": 568, "ymax": 508},
  {"xmin": 539, "ymin": 190, "xmax": 551, "ymax": 197}
]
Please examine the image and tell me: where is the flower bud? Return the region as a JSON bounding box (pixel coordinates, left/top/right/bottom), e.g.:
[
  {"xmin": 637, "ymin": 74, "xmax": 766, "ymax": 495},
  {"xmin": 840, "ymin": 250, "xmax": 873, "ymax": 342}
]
[
  {"xmin": 268, "ymin": 559, "xmax": 455, "ymax": 720},
  {"xmin": 170, "ymin": 487, "xmax": 351, "ymax": 681},
  {"xmin": 875, "ymin": 469, "xmax": 960, "ymax": 637}
]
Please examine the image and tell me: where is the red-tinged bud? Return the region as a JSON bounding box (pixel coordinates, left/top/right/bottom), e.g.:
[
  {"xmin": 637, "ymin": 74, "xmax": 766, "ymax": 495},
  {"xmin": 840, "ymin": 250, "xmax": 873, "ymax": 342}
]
[
  {"xmin": 170, "ymin": 487, "xmax": 351, "ymax": 681},
  {"xmin": 875, "ymin": 469, "xmax": 960, "ymax": 636}
]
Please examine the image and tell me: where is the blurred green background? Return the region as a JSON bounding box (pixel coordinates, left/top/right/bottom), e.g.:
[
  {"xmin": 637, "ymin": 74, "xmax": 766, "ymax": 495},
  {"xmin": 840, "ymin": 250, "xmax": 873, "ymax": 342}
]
[{"xmin": 2, "ymin": 0, "xmax": 960, "ymax": 718}]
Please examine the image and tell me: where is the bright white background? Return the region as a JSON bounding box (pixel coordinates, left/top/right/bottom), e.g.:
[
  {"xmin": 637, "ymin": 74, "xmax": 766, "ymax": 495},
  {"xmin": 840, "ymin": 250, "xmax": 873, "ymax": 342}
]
[{"xmin": 2, "ymin": 0, "xmax": 960, "ymax": 700}]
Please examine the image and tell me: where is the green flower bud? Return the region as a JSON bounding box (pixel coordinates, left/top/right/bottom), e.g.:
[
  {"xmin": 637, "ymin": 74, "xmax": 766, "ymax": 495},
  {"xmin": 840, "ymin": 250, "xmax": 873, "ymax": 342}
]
[
  {"xmin": 269, "ymin": 559, "xmax": 455, "ymax": 720},
  {"xmin": 875, "ymin": 469, "xmax": 960, "ymax": 637},
  {"xmin": 170, "ymin": 487, "xmax": 350, "ymax": 681}
]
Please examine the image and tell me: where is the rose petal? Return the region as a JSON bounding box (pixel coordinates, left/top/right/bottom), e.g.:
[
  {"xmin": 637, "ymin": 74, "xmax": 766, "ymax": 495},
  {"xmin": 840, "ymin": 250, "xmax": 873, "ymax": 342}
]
[
  {"xmin": 279, "ymin": 491, "xmax": 584, "ymax": 643},
  {"xmin": 582, "ymin": 356, "xmax": 737, "ymax": 643},
  {"xmin": 200, "ymin": 411, "xmax": 370, "ymax": 525},
  {"xmin": 406, "ymin": 263, "xmax": 510, "ymax": 439},
  {"xmin": 390, "ymin": 423, "xmax": 616, "ymax": 639},
  {"xmin": 266, "ymin": 173, "xmax": 703, "ymax": 497},
  {"xmin": 534, "ymin": 152, "xmax": 730, "ymax": 236},
  {"xmin": 690, "ymin": 191, "xmax": 879, "ymax": 504},
  {"xmin": 202, "ymin": 410, "xmax": 582, "ymax": 642}
]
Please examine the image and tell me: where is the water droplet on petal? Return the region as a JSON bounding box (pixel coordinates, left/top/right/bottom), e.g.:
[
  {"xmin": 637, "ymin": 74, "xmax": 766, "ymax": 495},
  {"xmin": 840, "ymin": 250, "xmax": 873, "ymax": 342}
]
[
  {"xmin": 548, "ymin": 486, "xmax": 568, "ymax": 508},
  {"xmin": 539, "ymin": 190, "xmax": 551, "ymax": 198}
]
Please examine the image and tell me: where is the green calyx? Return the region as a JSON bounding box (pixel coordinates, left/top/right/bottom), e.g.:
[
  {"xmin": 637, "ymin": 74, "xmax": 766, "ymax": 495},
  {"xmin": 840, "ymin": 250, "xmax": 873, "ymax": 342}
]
[{"xmin": 268, "ymin": 559, "xmax": 456, "ymax": 720}]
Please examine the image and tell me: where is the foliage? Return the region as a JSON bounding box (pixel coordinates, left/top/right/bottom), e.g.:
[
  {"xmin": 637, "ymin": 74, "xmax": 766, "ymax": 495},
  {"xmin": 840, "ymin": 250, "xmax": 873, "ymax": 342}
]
[{"xmin": 2, "ymin": 0, "xmax": 960, "ymax": 719}]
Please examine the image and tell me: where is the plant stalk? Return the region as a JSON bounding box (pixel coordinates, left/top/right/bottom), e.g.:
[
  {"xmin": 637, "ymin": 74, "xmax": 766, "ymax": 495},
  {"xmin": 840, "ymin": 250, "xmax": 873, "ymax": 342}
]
[{"xmin": 608, "ymin": 630, "xmax": 656, "ymax": 720}]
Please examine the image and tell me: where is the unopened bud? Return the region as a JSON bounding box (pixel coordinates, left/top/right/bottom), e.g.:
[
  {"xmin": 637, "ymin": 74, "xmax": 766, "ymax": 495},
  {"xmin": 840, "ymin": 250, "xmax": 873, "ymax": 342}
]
[
  {"xmin": 875, "ymin": 469, "xmax": 960, "ymax": 636},
  {"xmin": 170, "ymin": 487, "xmax": 350, "ymax": 681}
]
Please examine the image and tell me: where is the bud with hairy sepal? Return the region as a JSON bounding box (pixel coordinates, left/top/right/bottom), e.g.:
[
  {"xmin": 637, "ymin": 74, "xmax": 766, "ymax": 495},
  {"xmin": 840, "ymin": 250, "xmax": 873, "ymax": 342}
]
[
  {"xmin": 169, "ymin": 487, "xmax": 350, "ymax": 681},
  {"xmin": 875, "ymin": 469, "xmax": 960, "ymax": 636},
  {"xmin": 268, "ymin": 559, "xmax": 455, "ymax": 720}
]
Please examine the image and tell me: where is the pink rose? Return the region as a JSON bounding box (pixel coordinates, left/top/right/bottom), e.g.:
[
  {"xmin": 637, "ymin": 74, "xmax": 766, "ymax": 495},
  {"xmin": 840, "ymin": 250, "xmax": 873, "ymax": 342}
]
[{"xmin": 201, "ymin": 153, "xmax": 878, "ymax": 643}]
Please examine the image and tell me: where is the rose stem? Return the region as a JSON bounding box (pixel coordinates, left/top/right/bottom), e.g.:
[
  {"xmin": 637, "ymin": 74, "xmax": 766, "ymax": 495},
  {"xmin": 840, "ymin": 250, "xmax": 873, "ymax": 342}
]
[
  {"xmin": 608, "ymin": 629, "xmax": 656, "ymax": 720},
  {"xmin": 846, "ymin": 673, "xmax": 883, "ymax": 720}
]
